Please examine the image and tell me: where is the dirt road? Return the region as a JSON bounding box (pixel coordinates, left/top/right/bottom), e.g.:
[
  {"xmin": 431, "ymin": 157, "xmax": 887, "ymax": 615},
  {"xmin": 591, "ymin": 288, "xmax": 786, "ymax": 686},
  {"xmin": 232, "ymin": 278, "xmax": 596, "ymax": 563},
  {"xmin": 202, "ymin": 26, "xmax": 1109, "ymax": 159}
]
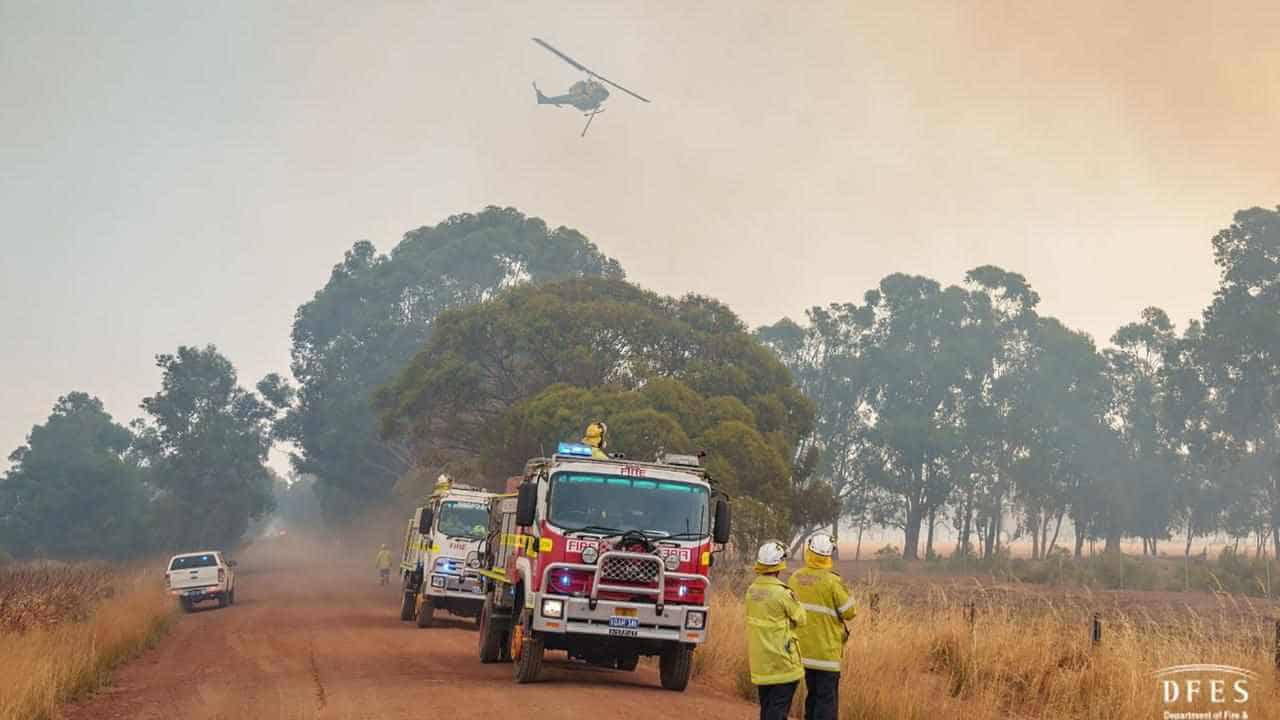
[{"xmin": 62, "ymin": 540, "xmax": 754, "ymax": 720}]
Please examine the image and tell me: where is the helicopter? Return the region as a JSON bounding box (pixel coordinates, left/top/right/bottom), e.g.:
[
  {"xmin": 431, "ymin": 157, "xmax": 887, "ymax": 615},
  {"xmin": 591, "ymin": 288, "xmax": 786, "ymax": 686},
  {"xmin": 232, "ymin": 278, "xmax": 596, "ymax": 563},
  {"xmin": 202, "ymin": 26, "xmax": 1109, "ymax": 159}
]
[{"xmin": 531, "ymin": 37, "xmax": 650, "ymax": 136}]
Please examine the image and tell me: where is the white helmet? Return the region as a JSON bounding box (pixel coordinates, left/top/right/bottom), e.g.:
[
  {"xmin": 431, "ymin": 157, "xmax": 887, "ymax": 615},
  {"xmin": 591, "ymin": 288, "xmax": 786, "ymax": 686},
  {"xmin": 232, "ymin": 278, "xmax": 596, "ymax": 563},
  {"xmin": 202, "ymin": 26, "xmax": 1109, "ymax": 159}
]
[
  {"xmin": 756, "ymin": 540, "xmax": 788, "ymax": 566},
  {"xmin": 807, "ymin": 533, "xmax": 836, "ymax": 558}
]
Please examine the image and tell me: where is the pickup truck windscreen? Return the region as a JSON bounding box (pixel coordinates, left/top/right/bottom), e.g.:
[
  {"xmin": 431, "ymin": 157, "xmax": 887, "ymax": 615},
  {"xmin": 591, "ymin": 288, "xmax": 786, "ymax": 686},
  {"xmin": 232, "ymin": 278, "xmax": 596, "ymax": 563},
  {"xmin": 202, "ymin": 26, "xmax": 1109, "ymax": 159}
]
[
  {"xmin": 548, "ymin": 473, "xmax": 710, "ymax": 538},
  {"xmin": 170, "ymin": 554, "xmax": 218, "ymax": 570}
]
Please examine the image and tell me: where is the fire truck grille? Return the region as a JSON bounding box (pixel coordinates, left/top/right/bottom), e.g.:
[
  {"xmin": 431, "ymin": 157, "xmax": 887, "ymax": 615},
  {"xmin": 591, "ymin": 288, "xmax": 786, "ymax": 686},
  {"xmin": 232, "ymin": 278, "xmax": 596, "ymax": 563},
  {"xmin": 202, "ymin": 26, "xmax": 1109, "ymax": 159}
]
[{"xmin": 600, "ymin": 555, "xmax": 660, "ymax": 585}]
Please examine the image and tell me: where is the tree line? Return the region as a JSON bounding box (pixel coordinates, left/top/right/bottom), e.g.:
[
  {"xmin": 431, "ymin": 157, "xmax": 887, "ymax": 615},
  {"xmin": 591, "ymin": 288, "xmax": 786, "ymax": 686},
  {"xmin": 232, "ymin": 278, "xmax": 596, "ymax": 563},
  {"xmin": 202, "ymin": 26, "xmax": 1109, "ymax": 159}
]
[
  {"xmin": 2, "ymin": 204, "xmax": 1276, "ymax": 563},
  {"xmin": 759, "ymin": 206, "xmax": 1280, "ymax": 560},
  {"xmin": 0, "ymin": 347, "xmax": 282, "ymax": 559}
]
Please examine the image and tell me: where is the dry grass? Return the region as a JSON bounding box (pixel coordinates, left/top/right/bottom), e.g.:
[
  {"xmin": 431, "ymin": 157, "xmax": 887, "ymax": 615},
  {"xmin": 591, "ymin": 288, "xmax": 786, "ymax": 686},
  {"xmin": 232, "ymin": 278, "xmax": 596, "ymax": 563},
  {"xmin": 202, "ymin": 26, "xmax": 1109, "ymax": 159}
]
[
  {"xmin": 0, "ymin": 565, "xmax": 114, "ymax": 634},
  {"xmin": 0, "ymin": 565, "xmax": 174, "ymax": 720},
  {"xmin": 695, "ymin": 572, "xmax": 1280, "ymax": 719}
]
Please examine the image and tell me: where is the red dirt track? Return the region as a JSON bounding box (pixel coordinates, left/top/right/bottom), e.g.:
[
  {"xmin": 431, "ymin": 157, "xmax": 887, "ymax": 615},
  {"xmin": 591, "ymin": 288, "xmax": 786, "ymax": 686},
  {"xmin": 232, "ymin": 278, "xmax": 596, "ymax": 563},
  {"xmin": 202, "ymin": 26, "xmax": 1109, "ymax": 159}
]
[{"xmin": 61, "ymin": 539, "xmax": 753, "ymax": 720}]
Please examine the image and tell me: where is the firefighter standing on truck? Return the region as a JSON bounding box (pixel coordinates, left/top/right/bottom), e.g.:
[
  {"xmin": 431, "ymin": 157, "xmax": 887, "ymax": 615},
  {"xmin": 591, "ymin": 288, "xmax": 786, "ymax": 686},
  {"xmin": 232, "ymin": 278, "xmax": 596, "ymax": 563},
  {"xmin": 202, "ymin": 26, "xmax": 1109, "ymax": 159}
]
[
  {"xmin": 788, "ymin": 533, "xmax": 856, "ymax": 720},
  {"xmin": 745, "ymin": 540, "xmax": 806, "ymax": 720},
  {"xmin": 582, "ymin": 421, "xmax": 609, "ymax": 459}
]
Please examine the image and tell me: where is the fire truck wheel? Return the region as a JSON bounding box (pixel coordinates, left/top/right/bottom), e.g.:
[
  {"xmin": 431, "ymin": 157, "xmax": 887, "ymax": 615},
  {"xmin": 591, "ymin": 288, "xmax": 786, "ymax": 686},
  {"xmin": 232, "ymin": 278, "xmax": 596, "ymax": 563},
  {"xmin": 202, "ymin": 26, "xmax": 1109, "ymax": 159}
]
[
  {"xmin": 399, "ymin": 591, "xmax": 415, "ymax": 621},
  {"xmin": 415, "ymin": 595, "xmax": 435, "ymax": 628},
  {"xmin": 615, "ymin": 654, "xmax": 640, "ymax": 671},
  {"xmin": 658, "ymin": 643, "xmax": 693, "ymax": 691},
  {"xmin": 511, "ymin": 610, "xmax": 544, "ymax": 683},
  {"xmin": 478, "ymin": 598, "xmax": 509, "ymax": 663}
]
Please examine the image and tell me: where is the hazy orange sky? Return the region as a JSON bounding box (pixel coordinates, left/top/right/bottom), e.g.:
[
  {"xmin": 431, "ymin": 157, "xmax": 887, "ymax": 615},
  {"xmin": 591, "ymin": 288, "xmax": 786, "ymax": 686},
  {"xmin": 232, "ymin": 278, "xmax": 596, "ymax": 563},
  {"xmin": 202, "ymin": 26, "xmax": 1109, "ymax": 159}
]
[{"xmin": 2, "ymin": 1, "xmax": 1277, "ymax": 469}]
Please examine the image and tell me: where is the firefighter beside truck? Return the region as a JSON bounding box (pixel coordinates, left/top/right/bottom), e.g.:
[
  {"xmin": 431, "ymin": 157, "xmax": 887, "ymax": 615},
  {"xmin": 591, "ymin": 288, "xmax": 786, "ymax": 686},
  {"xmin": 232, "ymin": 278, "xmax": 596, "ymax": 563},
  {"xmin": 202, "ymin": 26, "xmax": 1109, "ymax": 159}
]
[{"xmin": 474, "ymin": 438, "xmax": 731, "ymax": 691}]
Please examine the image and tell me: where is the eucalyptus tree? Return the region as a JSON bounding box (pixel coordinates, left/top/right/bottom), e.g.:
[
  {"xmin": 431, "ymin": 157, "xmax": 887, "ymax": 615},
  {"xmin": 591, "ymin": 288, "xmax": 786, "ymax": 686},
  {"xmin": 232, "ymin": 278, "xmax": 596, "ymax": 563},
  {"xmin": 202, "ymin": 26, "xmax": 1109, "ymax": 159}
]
[
  {"xmin": 281, "ymin": 207, "xmax": 623, "ymax": 517},
  {"xmin": 1199, "ymin": 206, "xmax": 1280, "ymax": 555}
]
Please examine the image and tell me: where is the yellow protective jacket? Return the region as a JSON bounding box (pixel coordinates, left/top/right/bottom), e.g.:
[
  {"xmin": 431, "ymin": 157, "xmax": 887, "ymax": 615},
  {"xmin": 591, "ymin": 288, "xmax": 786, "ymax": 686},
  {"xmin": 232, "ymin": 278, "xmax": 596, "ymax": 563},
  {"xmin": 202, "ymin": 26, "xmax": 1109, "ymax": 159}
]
[
  {"xmin": 375, "ymin": 549, "xmax": 393, "ymax": 570},
  {"xmin": 744, "ymin": 574, "xmax": 806, "ymax": 685},
  {"xmin": 788, "ymin": 565, "xmax": 856, "ymax": 671}
]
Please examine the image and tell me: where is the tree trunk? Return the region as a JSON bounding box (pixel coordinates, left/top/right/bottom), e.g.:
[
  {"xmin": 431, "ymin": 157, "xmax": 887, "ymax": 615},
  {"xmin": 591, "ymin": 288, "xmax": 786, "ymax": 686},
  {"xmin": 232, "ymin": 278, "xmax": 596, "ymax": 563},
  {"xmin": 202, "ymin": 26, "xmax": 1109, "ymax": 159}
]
[
  {"xmin": 984, "ymin": 489, "xmax": 1001, "ymax": 559},
  {"xmin": 1039, "ymin": 512, "xmax": 1052, "ymax": 559},
  {"xmin": 854, "ymin": 521, "xmax": 864, "ymax": 561},
  {"xmin": 1030, "ymin": 512, "xmax": 1041, "ymax": 560},
  {"xmin": 831, "ymin": 520, "xmax": 840, "ymax": 562},
  {"xmin": 1047, "ymin": 513, "xmax": 1064, "ymax": 556},
  {"xmin": 989, "ymin": 498, "xmax": 1002, "ymax": 557},
  {"xmin": 925, "ymin": 507, "xmax": 936, "ymax": 559},
  {"xmin": 1073, "ymin": 519, "xmax": 1086, "ymax": 559},
  {"xmin": 1104, "ymin": 524, "xmax": 1122, "ymax": 554},
  {"xmin": 903, "ymin": 503, "xmax": 923, "ymax": 561},
  {"xmin": 1184, "ymin": 524, "xmax": 1194, "ymax": 558}
]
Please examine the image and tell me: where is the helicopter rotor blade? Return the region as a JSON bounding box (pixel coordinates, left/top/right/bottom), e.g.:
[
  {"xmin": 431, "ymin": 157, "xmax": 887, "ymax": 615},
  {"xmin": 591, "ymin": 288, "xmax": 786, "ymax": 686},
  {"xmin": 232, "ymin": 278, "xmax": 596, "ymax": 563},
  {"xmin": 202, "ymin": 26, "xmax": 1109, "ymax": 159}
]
[
  {"xmin": 591, "ymin": 73, "xmax": 651, "ymax": 104},
  {"xmin": 532, "ymin": 38, "xmax": 590, "ymax": 74},
  {"xmin": 531, "ymin": 37, "xmax": 651, "ymax": 104}
]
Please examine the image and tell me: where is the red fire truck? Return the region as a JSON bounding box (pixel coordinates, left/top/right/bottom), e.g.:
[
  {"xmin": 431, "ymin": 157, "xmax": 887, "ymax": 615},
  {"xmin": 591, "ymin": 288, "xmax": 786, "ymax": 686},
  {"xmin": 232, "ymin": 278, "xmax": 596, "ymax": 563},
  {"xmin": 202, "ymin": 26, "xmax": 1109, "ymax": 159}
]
[{"xmin": 475, "ymin": 442, "xmax": 731, "ymax": 690}]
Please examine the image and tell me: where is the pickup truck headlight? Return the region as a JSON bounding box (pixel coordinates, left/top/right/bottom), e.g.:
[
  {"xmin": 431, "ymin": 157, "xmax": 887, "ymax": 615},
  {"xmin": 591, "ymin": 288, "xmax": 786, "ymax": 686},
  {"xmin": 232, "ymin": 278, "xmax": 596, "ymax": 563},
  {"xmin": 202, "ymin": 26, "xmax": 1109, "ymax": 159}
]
[
  {"xmin": 430, "ymin": 575, "xmax": 446, "ymax": 588},
  {"xmin": 685, "ymin": 610, "xmax": 706, "ymax": 630},
  {"xmin": 541, "ymin": 598, "xmax": 564, "ymax": 619}
]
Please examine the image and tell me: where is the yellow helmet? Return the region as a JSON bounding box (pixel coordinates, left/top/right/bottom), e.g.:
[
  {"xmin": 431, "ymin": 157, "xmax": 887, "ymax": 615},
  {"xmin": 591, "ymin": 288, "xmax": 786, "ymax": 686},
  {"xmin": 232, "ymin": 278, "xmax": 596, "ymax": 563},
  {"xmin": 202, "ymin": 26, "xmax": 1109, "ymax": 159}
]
[{"xmin": 582, "ymin": 421, "xmax": 608, "ymax": 450}]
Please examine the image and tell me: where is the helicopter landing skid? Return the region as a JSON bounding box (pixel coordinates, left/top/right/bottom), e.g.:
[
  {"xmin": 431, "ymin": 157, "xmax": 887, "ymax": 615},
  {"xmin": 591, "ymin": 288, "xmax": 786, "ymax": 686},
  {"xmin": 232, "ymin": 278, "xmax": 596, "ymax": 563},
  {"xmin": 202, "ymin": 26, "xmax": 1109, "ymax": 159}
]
[{"xmin": 581, "ymin": 107, "xmax": 605, "ymax": 137}]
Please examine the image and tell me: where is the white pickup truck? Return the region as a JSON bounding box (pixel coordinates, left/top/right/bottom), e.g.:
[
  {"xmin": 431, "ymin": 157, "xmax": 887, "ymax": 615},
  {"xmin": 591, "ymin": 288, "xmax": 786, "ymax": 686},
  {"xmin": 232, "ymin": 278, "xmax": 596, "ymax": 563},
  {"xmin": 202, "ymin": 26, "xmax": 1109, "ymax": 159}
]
[{"xmin": 165, "ymin": 550, "xmax": 237, "ymax": 612}]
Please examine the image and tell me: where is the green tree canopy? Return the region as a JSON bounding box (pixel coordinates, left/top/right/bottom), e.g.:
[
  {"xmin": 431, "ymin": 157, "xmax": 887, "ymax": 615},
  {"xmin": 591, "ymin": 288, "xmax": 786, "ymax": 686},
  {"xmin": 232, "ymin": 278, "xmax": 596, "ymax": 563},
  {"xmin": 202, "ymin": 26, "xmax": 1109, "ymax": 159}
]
[
  {"xmin": 281, "ymin": 207, "xmax": 623, "ymax": 518},
  {"xmin": 134, "ymin": 345, "xmax": 276, "ymax": 550},
  {"xmin": 0, "ymin": 393, "xmax": 148, "ymax": 559},
  {"xmin": 377, "ymin": 276, "xmax": 812, "ymax": 468}
]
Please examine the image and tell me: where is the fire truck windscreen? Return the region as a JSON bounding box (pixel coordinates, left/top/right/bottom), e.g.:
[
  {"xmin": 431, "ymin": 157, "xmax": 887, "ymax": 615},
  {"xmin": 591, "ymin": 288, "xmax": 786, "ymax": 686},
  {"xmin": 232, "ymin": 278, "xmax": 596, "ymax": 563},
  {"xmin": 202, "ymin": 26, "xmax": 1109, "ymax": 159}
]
[
  {"xmin": 437, "ymin": 501, "xmax": 489, "ymax": 539},
  {"xmin": 547, "ymin": 473, "xmax": 710, "ymax": 538}
]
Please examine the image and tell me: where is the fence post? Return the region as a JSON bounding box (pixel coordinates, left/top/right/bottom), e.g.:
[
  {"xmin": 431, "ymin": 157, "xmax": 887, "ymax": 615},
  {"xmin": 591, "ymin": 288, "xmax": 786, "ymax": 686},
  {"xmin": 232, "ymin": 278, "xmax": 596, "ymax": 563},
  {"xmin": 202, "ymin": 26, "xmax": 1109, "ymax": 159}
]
[
  {"xmin": 1273, "ymin": 619, "xmax": 1280, "ymax": 670},
  {"xmin": 868, "ymin": 592, "xmax": 880, "ymax": 625},
  {"xmin": 965, "ymin": 600, "xmax": 976, "ymax": 628},
  {"xmin": 1091, "ymin": 612, "xmax": 1102, "ymax": 646}
]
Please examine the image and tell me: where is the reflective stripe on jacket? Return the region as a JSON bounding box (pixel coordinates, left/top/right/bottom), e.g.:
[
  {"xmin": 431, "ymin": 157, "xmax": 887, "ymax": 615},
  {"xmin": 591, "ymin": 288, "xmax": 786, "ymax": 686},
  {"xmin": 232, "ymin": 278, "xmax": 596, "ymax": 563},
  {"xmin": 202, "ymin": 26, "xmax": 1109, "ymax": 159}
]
[
  {"xmin": 745, "ymin": 574, "xmax": 806, "ymax": 685},
  {"xmin": 788, "ymin": 566, "xmax": 856, "ymax": 671}
]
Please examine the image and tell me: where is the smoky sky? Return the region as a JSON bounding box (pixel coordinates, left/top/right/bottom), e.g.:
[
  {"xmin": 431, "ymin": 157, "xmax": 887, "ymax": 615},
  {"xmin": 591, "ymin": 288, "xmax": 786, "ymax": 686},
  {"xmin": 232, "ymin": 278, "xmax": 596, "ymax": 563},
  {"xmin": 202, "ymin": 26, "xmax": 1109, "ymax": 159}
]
[{"xmin": 2, "ymin": 1, "xmax": 1277, "ymax": 471}]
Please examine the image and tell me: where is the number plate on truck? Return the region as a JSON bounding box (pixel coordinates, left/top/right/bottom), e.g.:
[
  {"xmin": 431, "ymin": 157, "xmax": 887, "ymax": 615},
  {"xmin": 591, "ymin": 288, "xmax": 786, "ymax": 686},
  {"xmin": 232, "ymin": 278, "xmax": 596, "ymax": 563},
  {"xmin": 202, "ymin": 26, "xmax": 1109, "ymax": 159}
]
[{"xmin": 609, "ymin": 616, "xmax": 640, "ymax": 629}]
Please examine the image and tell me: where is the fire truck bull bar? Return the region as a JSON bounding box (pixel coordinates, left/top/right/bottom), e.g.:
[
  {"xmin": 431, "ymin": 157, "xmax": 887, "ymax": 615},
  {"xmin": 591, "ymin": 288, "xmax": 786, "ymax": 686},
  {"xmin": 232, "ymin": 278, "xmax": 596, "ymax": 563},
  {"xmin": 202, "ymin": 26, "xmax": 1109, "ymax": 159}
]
[{"xmin": 531, "ymin": 551, "xmax": 711, "ymax": 643}]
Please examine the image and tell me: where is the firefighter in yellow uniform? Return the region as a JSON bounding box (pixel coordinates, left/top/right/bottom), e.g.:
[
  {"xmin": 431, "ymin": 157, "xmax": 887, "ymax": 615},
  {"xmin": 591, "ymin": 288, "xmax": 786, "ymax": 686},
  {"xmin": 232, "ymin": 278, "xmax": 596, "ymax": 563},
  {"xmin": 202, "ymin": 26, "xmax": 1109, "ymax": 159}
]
[
  {"xmin": 788, "ymin": 533, "xmax": 856, "ymax": 720},
  {"xmin": 582, "ymin": 421, "xmax": 609, "ymax": 459},
  {"xmin": 375, "ymin": 544, "xmax": 393, "ymax": 585},
  {"xmin": 745, "ymin": 540, "xmax": 806, "ymax": 720}
]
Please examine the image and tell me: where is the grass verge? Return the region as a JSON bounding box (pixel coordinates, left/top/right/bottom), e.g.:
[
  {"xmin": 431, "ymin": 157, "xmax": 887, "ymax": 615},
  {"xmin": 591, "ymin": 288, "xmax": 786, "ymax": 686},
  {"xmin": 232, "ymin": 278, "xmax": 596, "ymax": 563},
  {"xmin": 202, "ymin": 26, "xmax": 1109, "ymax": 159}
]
[
  {"xmin": 694, "ymin": 579, "xmax": 1279, "ymax": 719},
  {"xmin": 0, "ymin": 567, "xmax": 174, "ymax": 720}
]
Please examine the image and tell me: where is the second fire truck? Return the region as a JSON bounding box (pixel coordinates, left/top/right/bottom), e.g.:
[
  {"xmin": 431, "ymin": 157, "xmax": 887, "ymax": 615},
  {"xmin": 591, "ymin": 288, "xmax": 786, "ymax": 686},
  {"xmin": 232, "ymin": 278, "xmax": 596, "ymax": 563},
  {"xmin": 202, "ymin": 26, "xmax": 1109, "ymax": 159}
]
[{"xmin": 399, "ymin": 480, "xmax": 495, "ymax": 628}]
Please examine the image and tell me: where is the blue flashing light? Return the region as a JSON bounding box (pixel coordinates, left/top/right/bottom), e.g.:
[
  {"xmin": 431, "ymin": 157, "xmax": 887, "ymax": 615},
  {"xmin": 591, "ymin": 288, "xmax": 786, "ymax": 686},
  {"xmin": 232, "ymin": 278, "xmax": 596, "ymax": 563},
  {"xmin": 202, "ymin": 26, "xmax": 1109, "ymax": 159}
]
[
  {"xmin": 557, "ymin": 442, "xmax": 595, "ymax": 457},
  {"xmin": 678, "ymin": 584, "xmax": 689, "ymax": 598}
]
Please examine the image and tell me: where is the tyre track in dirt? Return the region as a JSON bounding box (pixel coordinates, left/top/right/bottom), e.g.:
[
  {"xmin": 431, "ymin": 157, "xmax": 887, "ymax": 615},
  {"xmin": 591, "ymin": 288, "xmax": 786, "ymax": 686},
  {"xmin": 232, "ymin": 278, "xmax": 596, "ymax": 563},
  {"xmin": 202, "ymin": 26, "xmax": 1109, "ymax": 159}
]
[{"xmin": 59, "ymin": 540, "xmax": 754, "ymax": 720}]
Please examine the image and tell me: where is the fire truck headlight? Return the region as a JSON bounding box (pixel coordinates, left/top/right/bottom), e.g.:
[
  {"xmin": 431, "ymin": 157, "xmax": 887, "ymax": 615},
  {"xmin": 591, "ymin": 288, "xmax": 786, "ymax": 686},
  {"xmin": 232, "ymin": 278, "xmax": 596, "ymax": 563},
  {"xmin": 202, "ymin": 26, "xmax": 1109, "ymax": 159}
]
[
  {"xmin": 685, "ymin": 610, "xmax": 706, "ymax": 630},
  {"xmin": 430, "ymin": 575, "xmax": 446, "ymax": 588},
  {"xmin": 581, "ymin": 546, "xmax": 598, "ymax": 564},
  {"xmin": 664, "ymin": 554, "xmax": 680, "ymax": 571},
  {"xmin": 541, "ymin": 598, "xmax": 564, "ymax": 619}
]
